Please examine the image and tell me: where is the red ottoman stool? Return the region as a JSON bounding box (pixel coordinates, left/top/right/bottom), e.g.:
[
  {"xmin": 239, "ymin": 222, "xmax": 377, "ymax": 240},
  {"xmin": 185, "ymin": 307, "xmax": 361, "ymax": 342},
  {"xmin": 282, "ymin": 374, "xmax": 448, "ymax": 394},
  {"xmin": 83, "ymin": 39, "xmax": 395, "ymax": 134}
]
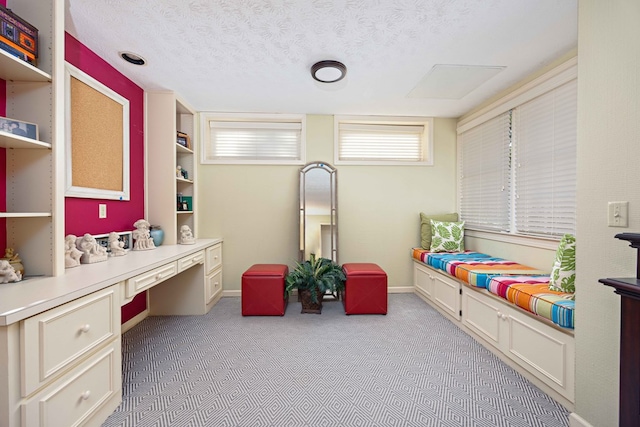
[
  {"xmin": 242, "ymin": 264, "xmax": 289, "ymax": 316},
  {"xmin": 342, "ymin": 263, "xmax": 387, "ymax": 315}
]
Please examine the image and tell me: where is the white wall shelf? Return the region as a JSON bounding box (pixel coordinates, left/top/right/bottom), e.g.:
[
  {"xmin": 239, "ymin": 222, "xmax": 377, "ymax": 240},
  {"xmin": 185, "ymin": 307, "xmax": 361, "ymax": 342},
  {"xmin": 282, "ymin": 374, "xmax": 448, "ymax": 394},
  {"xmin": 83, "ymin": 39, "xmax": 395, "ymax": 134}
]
[
  {"xmin": 0, "ymin": 131, "xmax": 51, "ymax": 149},
  {"xmin": 0, "ymin": 48, "xmax": 52, "ymax": 82}
]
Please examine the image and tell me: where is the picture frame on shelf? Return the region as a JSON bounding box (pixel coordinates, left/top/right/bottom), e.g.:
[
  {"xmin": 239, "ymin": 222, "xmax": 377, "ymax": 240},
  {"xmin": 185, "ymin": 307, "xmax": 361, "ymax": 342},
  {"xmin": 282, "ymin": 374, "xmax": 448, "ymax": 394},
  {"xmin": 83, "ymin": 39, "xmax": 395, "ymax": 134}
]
[
  {"xmin": 0, "ymin": 116, "xmax": 38, "ymax": 140},
  {"xmin": 177, "ymin": 131, "xmax": 191, "ymax": 149}
]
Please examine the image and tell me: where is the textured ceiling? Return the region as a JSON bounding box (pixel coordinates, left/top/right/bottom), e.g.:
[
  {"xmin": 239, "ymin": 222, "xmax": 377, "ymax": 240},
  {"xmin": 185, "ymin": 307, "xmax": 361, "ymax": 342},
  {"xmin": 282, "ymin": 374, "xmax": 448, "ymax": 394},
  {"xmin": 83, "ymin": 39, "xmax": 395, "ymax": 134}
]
[{"xmin": 64, "ymin": 0, "xmax": 577, "ymax": 117}]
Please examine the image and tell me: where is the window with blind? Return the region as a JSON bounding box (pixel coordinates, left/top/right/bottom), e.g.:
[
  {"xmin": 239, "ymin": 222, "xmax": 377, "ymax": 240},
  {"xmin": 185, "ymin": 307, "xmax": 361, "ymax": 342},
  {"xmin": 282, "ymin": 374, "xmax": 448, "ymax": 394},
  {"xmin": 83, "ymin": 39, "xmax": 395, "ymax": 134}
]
[
  {"xmin": 513, "ymin": 79, "xmax": 578, "ymax": 237},
  {"xmin": 201, "ymin": 113, "xmax": 305, "ymax": 164},
  {"xmin": 458, "ymin": 77, "xmax": 577, "ymax": 239},
  {"xmin": 459, "ymin": 112, "xmax": 512, "ymax": 232},
  {"xmin": 334, "ymin": 116, "xmax": 433, "ymax": 165}
]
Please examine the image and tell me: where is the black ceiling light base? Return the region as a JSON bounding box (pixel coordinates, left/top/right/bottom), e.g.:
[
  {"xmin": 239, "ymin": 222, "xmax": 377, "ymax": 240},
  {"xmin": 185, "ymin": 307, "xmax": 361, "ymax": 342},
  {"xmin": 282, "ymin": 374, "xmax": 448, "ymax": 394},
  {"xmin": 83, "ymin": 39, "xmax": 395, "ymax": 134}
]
[{"xmin": 311, "ymin": 60, "xmax": 347, "ymax": 83}]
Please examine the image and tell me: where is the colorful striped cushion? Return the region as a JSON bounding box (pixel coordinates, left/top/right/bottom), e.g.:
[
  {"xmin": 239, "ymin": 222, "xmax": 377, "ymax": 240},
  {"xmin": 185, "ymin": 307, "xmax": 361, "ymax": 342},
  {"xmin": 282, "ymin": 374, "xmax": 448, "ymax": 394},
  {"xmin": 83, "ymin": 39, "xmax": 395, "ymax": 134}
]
[
  {"xmin": 487, "ymin": 276, "xmax": 575, "ymax": 329},
  {"xmin": 412, "ymin": 249, "xmax": 574, "ymax": 329}
]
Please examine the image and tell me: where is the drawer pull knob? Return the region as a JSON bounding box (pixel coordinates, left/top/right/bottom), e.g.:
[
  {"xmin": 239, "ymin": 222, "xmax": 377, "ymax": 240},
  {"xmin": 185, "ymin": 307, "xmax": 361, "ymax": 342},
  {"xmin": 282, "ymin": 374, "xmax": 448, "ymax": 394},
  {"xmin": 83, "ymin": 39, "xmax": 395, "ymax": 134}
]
[
  {"xmin": 156, "ymin": 273, "xmax": 163, "ymax": 280},
  {"xmin": 81, "ymin": 390, "xmax": 91, "ymax": 400},
  {"xmin": 496, "ymin": 312, "xmax": 502, "ymax": 318},
  {"xmin": 80, "ymin": 324, "xmax": 91, "ymax": 333},
  {"xmin": 501, "ymin": 314, "xmax": 508, "ymax": 320},
  {"xmin": 214, "ymin": 256, "xmax": 219, "ymax": 259}
]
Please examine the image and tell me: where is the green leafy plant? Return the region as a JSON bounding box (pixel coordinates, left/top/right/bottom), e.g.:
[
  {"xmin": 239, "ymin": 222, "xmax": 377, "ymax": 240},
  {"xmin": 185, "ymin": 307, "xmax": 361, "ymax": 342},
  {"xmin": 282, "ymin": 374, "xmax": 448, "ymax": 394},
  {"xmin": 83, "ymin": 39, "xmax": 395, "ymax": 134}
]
[{"xmin": 285, "ymin": 254, "xmax": 346, "ymax": 304}]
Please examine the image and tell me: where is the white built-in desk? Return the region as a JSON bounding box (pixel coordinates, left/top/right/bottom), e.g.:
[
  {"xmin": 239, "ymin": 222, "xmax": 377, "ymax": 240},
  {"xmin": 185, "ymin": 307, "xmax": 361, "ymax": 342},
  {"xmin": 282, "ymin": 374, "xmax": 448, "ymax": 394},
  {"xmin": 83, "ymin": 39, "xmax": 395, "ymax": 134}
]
[{"xmin": 0, "ymin": 238, "xmax": 223, "ymax": 427}]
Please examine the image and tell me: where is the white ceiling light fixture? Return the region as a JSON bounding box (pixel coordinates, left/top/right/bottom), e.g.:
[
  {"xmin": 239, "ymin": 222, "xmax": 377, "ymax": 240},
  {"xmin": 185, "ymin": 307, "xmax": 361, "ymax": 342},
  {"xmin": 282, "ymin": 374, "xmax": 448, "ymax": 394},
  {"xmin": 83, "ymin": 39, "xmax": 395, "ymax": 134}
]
[{"xmin": 311, "ymin": 60, "xmax": 347, "ymax": 83}]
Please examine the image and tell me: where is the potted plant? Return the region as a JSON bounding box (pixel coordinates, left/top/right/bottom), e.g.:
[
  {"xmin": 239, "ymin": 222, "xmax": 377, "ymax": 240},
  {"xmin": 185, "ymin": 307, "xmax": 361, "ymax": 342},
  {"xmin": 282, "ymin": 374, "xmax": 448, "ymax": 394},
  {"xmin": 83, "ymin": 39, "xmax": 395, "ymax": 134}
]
[{"xmin": 285, "ymin": 254, "xmax": 346, "ymax": 314}]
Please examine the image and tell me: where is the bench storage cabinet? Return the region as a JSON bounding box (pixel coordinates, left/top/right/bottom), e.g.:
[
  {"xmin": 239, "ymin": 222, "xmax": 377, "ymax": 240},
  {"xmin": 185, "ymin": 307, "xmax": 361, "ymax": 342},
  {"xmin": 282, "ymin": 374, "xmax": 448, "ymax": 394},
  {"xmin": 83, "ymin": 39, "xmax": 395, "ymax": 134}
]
[{"xmin": 413, "ymin": 257, "xmax": 575, "ymax": 409}]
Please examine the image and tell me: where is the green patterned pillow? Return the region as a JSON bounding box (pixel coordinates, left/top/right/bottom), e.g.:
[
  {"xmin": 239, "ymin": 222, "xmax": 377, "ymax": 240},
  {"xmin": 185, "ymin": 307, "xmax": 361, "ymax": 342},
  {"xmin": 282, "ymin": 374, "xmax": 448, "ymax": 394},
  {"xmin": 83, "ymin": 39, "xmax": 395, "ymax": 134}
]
[
  {"xmin": 549, "ymin": 234, "xmax": 576, "ymax": 294},
  {"xmin": 430, "ymin": 220, "xmax": 465, "ymax": 252},
  {"xmin": 419, "ymin": 212, "xmax": 459, "ymax": 250}
]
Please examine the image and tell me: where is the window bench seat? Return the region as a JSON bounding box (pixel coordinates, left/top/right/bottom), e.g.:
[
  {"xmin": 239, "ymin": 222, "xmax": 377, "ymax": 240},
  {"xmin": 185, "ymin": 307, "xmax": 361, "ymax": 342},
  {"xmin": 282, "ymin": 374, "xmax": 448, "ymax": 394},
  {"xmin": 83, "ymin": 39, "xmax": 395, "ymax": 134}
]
[{"xmin": 411, "ymin": 248, "xmax": 575, "ymax": 409}]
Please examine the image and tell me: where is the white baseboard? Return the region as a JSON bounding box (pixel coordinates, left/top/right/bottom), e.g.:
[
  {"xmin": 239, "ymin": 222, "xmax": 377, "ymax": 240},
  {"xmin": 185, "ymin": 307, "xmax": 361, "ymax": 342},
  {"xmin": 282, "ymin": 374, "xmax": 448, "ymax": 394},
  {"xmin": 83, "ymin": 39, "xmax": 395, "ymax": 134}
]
[
  {"xmin": 222, "ymin": 290, "xmax": 241, "ymax": 297},
  {"xmin": 224, "ymin": 286, "xmax": 412, "ymax": 298},
  {"xmin": 568, "ymin": 413, "xmax": 593, "ymax": 427},
  {"xmin": 388, "ymin": 286, "xmax": 413, "ymax": 294},
  {"xmin": 121, "ymin": 308, "xmax": 149, "ymax": 333}
]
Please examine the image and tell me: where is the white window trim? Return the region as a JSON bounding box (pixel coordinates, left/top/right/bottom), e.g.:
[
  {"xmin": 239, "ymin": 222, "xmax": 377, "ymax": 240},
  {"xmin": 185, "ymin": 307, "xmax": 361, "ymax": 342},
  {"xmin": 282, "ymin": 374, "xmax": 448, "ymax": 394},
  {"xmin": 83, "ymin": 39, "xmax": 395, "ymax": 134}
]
[
  {"xmin": 200, "ymin": 112, "xmax": 306, "ymax": 165},
  {"xmin": 334, "ymin": 115, "xmax": 434, "ymax": 166},
  {"xmin": 457, "ymin": 57, "xmax": 577, "ymax": 134},
  {"xmin": 457, "ymin": 57, "xmax": 578, "ymax": 247}
]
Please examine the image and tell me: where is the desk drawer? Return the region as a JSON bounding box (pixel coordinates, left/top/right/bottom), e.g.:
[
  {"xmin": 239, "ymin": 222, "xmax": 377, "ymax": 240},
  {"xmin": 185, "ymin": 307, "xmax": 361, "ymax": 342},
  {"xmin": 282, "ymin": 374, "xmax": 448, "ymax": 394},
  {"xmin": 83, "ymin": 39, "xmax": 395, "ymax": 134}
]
[
  {"xmin": 126, "ymin": 262, "xmax": 177, "ymax": 298},
  {"xmin": 21, "ymin": 287, "xmax": 119, "ymax": 396},
  {"xmin": 178, "ymin": 250, "xmax": 204, "ymax": 273},
  {"xmin": 205, "ymin": 244, "xmax": 222, "ymax": 275},
  {"xmin": 206, "ymin": 269, "xmax": 223, "ymax": 304},
  {"xmin": 21, "ymin": 341, "xmax": 121, "ymax": 427}
]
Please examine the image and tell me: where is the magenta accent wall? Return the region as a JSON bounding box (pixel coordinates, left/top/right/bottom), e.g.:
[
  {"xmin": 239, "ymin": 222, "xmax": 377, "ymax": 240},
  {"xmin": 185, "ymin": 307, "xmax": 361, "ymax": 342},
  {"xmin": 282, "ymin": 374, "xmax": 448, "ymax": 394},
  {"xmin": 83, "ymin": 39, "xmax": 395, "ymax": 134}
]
[
  {"xmin": 65, "ymin": 33, "xmax": 147, "ymax": 322},
  {"xmin": 64, "ymin": 33, "xmax": 145, "ymax": 235},
  {"xmin": 0, "ymin": 0, "xmax": 7, "ymax": 250}
]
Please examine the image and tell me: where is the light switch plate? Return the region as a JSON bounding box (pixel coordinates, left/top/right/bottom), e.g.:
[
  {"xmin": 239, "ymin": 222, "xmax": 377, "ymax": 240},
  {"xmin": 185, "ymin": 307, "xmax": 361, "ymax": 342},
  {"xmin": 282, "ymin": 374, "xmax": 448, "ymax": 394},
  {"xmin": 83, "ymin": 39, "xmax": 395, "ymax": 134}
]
[
  {"xmin": 608, "ymin": 201, "xmax": 628, "ymax": 227},
  {"xmin": 99, "ymin": 204, "xmax": 107, "ymax": 219}
]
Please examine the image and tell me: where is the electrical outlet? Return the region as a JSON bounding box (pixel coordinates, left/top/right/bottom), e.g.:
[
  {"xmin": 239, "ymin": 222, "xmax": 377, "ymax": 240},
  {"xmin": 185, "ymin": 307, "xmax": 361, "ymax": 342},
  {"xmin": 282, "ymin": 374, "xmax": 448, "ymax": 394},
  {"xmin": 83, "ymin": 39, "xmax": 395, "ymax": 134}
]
[
  {"xmin": 99, "ymin": 204, "xmax": 107, "ymax": 219},
  {"xmin": 608, "ymin": 201, "xmax": 628, "ymax": 227}
]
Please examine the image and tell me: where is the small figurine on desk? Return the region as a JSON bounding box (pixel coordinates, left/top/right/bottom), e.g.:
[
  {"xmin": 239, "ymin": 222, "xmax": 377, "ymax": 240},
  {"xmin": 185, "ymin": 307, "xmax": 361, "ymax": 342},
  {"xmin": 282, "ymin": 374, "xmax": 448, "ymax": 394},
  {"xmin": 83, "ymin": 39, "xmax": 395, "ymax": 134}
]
[
  {"xmin": 132, "ymin": 219, "xmax": 156, "ymax": 250},
  {"xmin": 3, "ymin": 247, "xmax": 24, "ymax": 277},
  {"xmin": 176, "ymin": 165, "xmax": 183, "ymax": 178},
  {"xmin": 179, "ymin": 225, "xmax": 195, "ymax": 245},
  {"xmin": 108, "ymin": 231, "xmax": 127, "ymax": 256},
  {"xmin": 0, "ymin": 260, "xmax": 21, "ymax": 283},
  {"xmin": 64, "ymin": 234, "xmax": 83, "ymax": 268},
  {"xmin": 76, "ymin": 233, "xmax": 108, "ymax": 264}
]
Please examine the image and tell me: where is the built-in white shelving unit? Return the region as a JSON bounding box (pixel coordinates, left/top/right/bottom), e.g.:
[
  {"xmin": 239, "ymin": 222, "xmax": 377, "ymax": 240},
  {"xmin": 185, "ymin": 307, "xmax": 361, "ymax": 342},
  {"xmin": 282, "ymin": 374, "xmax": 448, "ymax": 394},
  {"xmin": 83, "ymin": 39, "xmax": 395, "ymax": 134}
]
[
  {"xmin": 2, "ymin": 0, "xmax": 64, "ymax": 277},
  {"xmin": 147, "ymin": 92, "xmax": 198, "ymax": 244}
]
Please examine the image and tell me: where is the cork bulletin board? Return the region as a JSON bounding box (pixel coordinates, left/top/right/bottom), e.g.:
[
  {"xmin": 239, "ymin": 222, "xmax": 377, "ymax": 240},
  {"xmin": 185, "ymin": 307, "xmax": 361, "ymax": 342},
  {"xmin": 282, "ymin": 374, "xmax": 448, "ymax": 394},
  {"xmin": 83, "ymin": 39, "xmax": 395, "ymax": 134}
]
[{"xmin": 65, "ymin": 63, "xmax": 130, "ymax": 200}]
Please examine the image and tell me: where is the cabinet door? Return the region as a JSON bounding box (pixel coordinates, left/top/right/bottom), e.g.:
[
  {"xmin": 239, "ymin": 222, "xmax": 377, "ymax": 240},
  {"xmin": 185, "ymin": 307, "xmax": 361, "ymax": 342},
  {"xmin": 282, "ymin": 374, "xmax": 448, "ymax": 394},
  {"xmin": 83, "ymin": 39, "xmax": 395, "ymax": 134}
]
[
  {"xmin": 504, "ymin": 305, "xmax": 575, "ymax": 402},
  {"xmin": 461, "ymin": 288, "xmax": 504, "ymax": 348},
  {"xmin": 414, "ymin": 263, "xmax": 434, "ymax": 300},
  {"xmin": 432, "ymin": 273, "xmax": 461, "ymax": 320}
]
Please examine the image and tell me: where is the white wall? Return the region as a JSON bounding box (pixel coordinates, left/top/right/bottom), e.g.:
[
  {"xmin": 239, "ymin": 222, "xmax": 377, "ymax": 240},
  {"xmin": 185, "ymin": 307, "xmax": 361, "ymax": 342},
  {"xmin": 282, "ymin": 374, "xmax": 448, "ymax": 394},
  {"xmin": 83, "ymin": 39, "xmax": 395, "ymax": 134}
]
[
  {"xmin": 574, "ymin": 1, "xmax": 640, "ymax": 425},
  {"xmin": 198, "ymin": 115, "xmax": 458, "ymax": 291}
]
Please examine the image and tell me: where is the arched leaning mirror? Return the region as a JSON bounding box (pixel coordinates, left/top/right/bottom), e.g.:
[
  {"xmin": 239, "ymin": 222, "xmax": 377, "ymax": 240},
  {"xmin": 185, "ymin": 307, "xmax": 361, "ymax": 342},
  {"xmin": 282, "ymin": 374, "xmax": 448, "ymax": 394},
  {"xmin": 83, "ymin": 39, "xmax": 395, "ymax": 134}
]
[{"xmin": 299, "ymin": 162, "xmax": 338, "ymax": 263}]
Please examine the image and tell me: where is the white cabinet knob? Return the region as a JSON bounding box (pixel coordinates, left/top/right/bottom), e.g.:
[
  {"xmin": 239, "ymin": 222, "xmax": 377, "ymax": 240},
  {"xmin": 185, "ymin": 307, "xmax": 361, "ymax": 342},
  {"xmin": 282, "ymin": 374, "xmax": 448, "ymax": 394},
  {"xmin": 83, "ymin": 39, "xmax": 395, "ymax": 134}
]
[
  {"xmin": 501, "ymin": 314, "xmax": 508, "ymax": 320},
  {"xmin": 214, "ymin": 255, "xmax": 219, "ymax": 260},
  {"xmin": 80, "ymin": 390, "xmax": 91, "ymax": 400},
  {"xmin": 80, "ymin": 324, "xmax": 91, "ymax": 333},
  {"xmin": 156, "ymin": 273, "xmax": 162, "ymax": 280},
  {"xmin": 496, "ymin": 312, "xmax": 502, "ymax": 318}
]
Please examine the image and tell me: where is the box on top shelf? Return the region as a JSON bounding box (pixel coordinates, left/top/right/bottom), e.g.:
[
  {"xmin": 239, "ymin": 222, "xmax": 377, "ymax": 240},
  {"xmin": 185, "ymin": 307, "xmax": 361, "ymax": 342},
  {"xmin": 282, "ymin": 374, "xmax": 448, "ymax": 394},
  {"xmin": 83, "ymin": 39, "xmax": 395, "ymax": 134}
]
[{"xmin": 0, "ymin": 5, "xmax": 38, "ymax": 66}]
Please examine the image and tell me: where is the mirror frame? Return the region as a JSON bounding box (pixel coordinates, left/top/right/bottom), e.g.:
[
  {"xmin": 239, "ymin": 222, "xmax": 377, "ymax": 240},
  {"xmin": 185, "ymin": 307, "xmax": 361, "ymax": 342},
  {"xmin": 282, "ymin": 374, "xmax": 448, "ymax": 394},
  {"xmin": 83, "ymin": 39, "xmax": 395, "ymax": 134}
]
[{"xmin": 299, "ymin": 161, "xmax": 338, "ymax": 263}]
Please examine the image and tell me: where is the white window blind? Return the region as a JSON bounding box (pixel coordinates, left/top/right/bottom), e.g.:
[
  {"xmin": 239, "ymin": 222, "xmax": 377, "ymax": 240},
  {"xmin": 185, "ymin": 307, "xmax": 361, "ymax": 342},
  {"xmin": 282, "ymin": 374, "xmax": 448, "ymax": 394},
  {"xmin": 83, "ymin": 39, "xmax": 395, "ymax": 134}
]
[
  {"xmin": 459, "ymin": 111, "xmax": 512, "ymax": 232},
  {"xmin": 335, "ymin": 117, "xmax": 432, "ymax": 165},
  {"xmin": 513, "ymin": 79, "xmax": 577, "ymax": 237},
  {"xmin": 202, "ymin": 115, "xmax": 304, "ymax": 164}
]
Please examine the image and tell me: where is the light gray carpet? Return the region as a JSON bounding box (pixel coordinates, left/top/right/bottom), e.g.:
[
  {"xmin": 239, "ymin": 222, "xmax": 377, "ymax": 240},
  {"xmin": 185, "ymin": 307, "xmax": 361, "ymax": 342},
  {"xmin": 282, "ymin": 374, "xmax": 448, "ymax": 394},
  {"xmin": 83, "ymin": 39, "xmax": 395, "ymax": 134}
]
[{"xmin": 102, "ymin": 294, "xmax": 569, "ymax": 426}]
